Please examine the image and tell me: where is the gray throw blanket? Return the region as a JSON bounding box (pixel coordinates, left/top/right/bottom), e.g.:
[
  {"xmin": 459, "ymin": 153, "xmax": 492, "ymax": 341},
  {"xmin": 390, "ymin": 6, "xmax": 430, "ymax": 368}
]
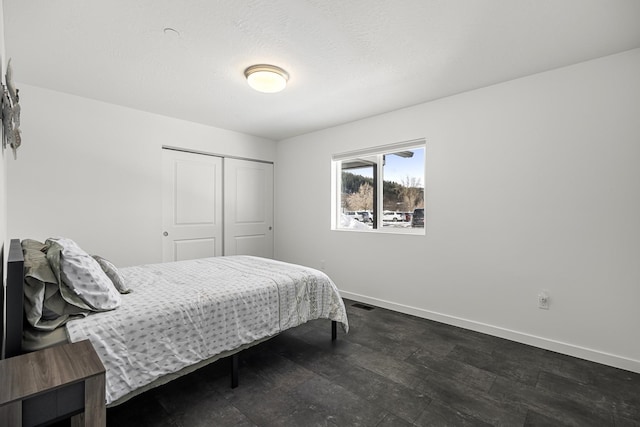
[{"xmin": 22, "ymin": 239, "xmax": 90, "ymax": 331}]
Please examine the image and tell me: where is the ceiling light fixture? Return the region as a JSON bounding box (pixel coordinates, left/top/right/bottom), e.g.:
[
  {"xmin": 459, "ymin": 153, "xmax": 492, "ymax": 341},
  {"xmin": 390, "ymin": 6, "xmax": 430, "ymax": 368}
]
[{"xmin": 244, "ymin": 64, "xmax": 289, "ymax": 93}]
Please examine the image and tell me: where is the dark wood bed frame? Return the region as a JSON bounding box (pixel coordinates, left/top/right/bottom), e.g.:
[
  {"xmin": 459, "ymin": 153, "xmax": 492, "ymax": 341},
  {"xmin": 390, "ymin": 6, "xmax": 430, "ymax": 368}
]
[{"xmin": 2, "ymin": 238, "xmax": 339, "ymax": 394}]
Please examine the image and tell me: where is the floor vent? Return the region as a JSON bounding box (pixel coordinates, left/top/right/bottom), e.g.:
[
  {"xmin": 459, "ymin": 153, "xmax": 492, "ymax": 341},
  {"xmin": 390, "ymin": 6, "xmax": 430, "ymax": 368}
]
[{"xmin": 352, "ymin": 303, "xmax": 375, "ymax": 311}]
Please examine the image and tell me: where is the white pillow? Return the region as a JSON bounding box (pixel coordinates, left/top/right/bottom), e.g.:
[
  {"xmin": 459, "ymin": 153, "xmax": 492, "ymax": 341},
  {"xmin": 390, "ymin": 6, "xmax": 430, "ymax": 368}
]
[
  {"xmin": 47, "ymin": 238, "xmax": 121, "ymax": 311},
  {"xmin": 92, "ymin": 255, "xmax": 132, "ymax": 294}
]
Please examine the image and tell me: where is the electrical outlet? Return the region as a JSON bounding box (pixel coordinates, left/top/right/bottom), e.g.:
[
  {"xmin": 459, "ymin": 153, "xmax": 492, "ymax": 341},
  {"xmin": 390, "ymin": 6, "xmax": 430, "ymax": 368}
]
[{"xmin": 538, "ymin": 291, "xmax": 550, "ymax": 310}]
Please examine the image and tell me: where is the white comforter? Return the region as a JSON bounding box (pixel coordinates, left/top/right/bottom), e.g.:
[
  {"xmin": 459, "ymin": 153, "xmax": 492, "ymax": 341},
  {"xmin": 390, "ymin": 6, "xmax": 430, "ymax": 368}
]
[{"xmin": 65, "ymin": 256, "xmax": 349, "ymax": 404}]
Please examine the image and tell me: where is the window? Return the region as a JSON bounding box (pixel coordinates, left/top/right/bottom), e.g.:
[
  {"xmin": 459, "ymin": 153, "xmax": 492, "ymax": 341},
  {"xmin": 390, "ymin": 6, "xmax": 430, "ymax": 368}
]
[{"xmin": 332, "ymin": 139, "xmax": 425, "ymax": 234}]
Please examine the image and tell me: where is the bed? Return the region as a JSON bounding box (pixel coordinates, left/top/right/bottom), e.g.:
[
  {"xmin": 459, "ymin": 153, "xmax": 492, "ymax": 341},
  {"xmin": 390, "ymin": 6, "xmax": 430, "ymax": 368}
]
[{"xmin": 2, "ymin": 238, "xmax": 349, "ymax": 410}]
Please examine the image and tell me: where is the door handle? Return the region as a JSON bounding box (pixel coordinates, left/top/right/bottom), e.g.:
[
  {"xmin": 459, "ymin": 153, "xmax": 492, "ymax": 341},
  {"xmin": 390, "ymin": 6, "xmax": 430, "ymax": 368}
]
[{"xmin": 163, "ymin": 231, "xmax": 169, "ymax": 237}]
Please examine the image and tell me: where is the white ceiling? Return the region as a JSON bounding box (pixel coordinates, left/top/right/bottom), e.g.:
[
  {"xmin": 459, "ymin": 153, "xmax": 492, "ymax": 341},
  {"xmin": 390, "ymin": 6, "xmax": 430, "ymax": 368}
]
[{"xmin": 3, "ymin": 1, "xmax": 640, "ymax": 141}]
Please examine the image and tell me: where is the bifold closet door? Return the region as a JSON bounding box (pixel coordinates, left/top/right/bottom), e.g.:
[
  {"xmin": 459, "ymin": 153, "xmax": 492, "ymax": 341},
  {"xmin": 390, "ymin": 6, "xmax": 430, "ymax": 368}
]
[
  {"xmin": 223, "ymin": 158, "xmax": 274, "ymax": 258},
  {"xmin": 162, "ymin": 149, "xmax": 223, "ymax": 262}
]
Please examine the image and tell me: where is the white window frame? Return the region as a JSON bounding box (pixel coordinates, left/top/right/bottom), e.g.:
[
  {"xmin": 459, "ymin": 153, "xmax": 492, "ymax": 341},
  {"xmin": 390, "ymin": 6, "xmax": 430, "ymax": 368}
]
[{"xmin": 331, "ymin": 138, "xmax": 426, "ymax": 234}]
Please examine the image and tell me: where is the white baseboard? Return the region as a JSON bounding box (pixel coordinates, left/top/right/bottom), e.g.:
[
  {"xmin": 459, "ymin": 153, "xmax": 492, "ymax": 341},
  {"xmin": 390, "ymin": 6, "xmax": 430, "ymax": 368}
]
[{"xmin": 340, "ymin": 290, "xmax": 640, "ymax": 374}]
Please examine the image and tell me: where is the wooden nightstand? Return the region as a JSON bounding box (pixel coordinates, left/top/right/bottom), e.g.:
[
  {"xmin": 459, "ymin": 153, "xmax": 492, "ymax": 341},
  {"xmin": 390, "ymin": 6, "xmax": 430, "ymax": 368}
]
[{"xmin": 0, "ymin": 340, "xmax": 106, "ymax": 427}]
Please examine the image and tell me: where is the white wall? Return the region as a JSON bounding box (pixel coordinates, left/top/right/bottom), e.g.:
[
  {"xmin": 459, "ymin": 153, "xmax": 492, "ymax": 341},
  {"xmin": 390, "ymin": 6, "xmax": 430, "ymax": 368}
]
[
  {"xmin": 275, "ymin": 49, "xmax": 640, "ymax": 372},
  {"xmin": 0, "ymin": 0, "xmax": 7, "ymax": 253},
  {"xmin": 1, "ymin": 0, "xmax": 10, "ymax": 358},
  {"xmin": 7, "ymin": 85, "xmax": 276, "ymax": 266}
]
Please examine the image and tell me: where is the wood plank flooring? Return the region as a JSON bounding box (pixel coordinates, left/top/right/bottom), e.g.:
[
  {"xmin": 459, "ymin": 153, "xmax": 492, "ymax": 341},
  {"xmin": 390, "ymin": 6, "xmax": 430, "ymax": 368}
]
[{"xmin": 59, "ymin": 299, "xmax": 640, "ymax": 426}]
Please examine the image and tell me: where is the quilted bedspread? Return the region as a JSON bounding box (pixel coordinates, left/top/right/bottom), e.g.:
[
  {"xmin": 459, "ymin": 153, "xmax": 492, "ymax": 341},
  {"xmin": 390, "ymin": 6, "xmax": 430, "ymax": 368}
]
[{"xmin": 65, "ymin": 256, "xmax": 349, "ymax": 404}]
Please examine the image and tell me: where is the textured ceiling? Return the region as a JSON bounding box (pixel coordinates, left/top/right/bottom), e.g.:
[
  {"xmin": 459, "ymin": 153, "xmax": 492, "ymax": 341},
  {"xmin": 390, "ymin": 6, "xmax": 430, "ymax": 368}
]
[{"xmin": 3, "ymin": 1, "xmax": 640, "ymax": 141}]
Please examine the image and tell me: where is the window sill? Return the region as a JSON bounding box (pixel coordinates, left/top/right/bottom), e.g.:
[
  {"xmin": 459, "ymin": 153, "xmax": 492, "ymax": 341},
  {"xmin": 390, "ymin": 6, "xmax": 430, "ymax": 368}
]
[{"xmin": 332, "ymin": 226, "xmax": 425, "ymax": 236}]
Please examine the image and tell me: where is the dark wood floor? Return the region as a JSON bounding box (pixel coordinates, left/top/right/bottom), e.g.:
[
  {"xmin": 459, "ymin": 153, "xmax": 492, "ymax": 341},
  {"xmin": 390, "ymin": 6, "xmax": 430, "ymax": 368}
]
[{"xmin": 58, "ymin": 299, "xmax": 640, "ymax": 426}]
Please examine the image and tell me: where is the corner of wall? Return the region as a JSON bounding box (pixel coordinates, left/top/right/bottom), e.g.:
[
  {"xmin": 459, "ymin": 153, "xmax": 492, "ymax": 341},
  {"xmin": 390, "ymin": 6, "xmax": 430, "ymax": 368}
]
[
  {"xmin": 0, "ymin": 0, "xmax": 8, "ymax": 360},
  {"xmin": 1, "ymin": 0, "xmax": 8, "ymax": 256}
]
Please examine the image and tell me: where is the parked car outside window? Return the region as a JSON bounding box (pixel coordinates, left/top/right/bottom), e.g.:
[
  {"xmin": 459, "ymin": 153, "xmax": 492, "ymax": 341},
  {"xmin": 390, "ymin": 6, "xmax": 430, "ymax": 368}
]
[
  {"xmin": 357, "ymin": 211, "xmax": 372, "ymax": 222},
  {"xmin": 411, "ymin": 208, "xmax": 424, "ymax": 227},
  {"xmin": 345, "ymin": 211, "xmax": 364, "ymax": 221},
  {"xmin": 382, "ymin": 211, "xmax": 404, "ymax": 222}
]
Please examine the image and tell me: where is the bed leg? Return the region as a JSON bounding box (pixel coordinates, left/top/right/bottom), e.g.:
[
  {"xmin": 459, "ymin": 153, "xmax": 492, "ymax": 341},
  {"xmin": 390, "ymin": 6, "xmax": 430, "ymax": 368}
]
[
  {"xmin": 331, "ymin": 320, "xmax": 337, "ymax": 341},
  {"xmin": 231, "ymin": 353, "xmax": 239, "ymax": 388}
]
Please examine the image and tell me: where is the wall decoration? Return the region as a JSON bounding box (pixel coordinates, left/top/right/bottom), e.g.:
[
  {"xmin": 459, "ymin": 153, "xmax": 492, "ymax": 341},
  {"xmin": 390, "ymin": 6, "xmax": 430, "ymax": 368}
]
[{"xmin": 1, "ymin": 59, "xmax": 21, "ymax": 159}]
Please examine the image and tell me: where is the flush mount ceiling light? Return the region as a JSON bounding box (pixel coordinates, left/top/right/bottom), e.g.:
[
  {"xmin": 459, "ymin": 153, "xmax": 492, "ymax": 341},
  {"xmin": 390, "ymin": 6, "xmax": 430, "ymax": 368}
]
[{"xmin": 244, "ymin": 64, "xmax": 289, "ymax": 93}]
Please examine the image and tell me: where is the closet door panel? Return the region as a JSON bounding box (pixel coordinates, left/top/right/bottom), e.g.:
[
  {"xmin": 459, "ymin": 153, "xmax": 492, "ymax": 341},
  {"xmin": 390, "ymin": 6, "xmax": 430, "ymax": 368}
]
[
  {"xmin": 224, "ymin": 158, "xmax": 274, "ymax": 258},
  {"xmin": 162, "ymin": 149, "xmax": 223, "ymax": 262}
]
